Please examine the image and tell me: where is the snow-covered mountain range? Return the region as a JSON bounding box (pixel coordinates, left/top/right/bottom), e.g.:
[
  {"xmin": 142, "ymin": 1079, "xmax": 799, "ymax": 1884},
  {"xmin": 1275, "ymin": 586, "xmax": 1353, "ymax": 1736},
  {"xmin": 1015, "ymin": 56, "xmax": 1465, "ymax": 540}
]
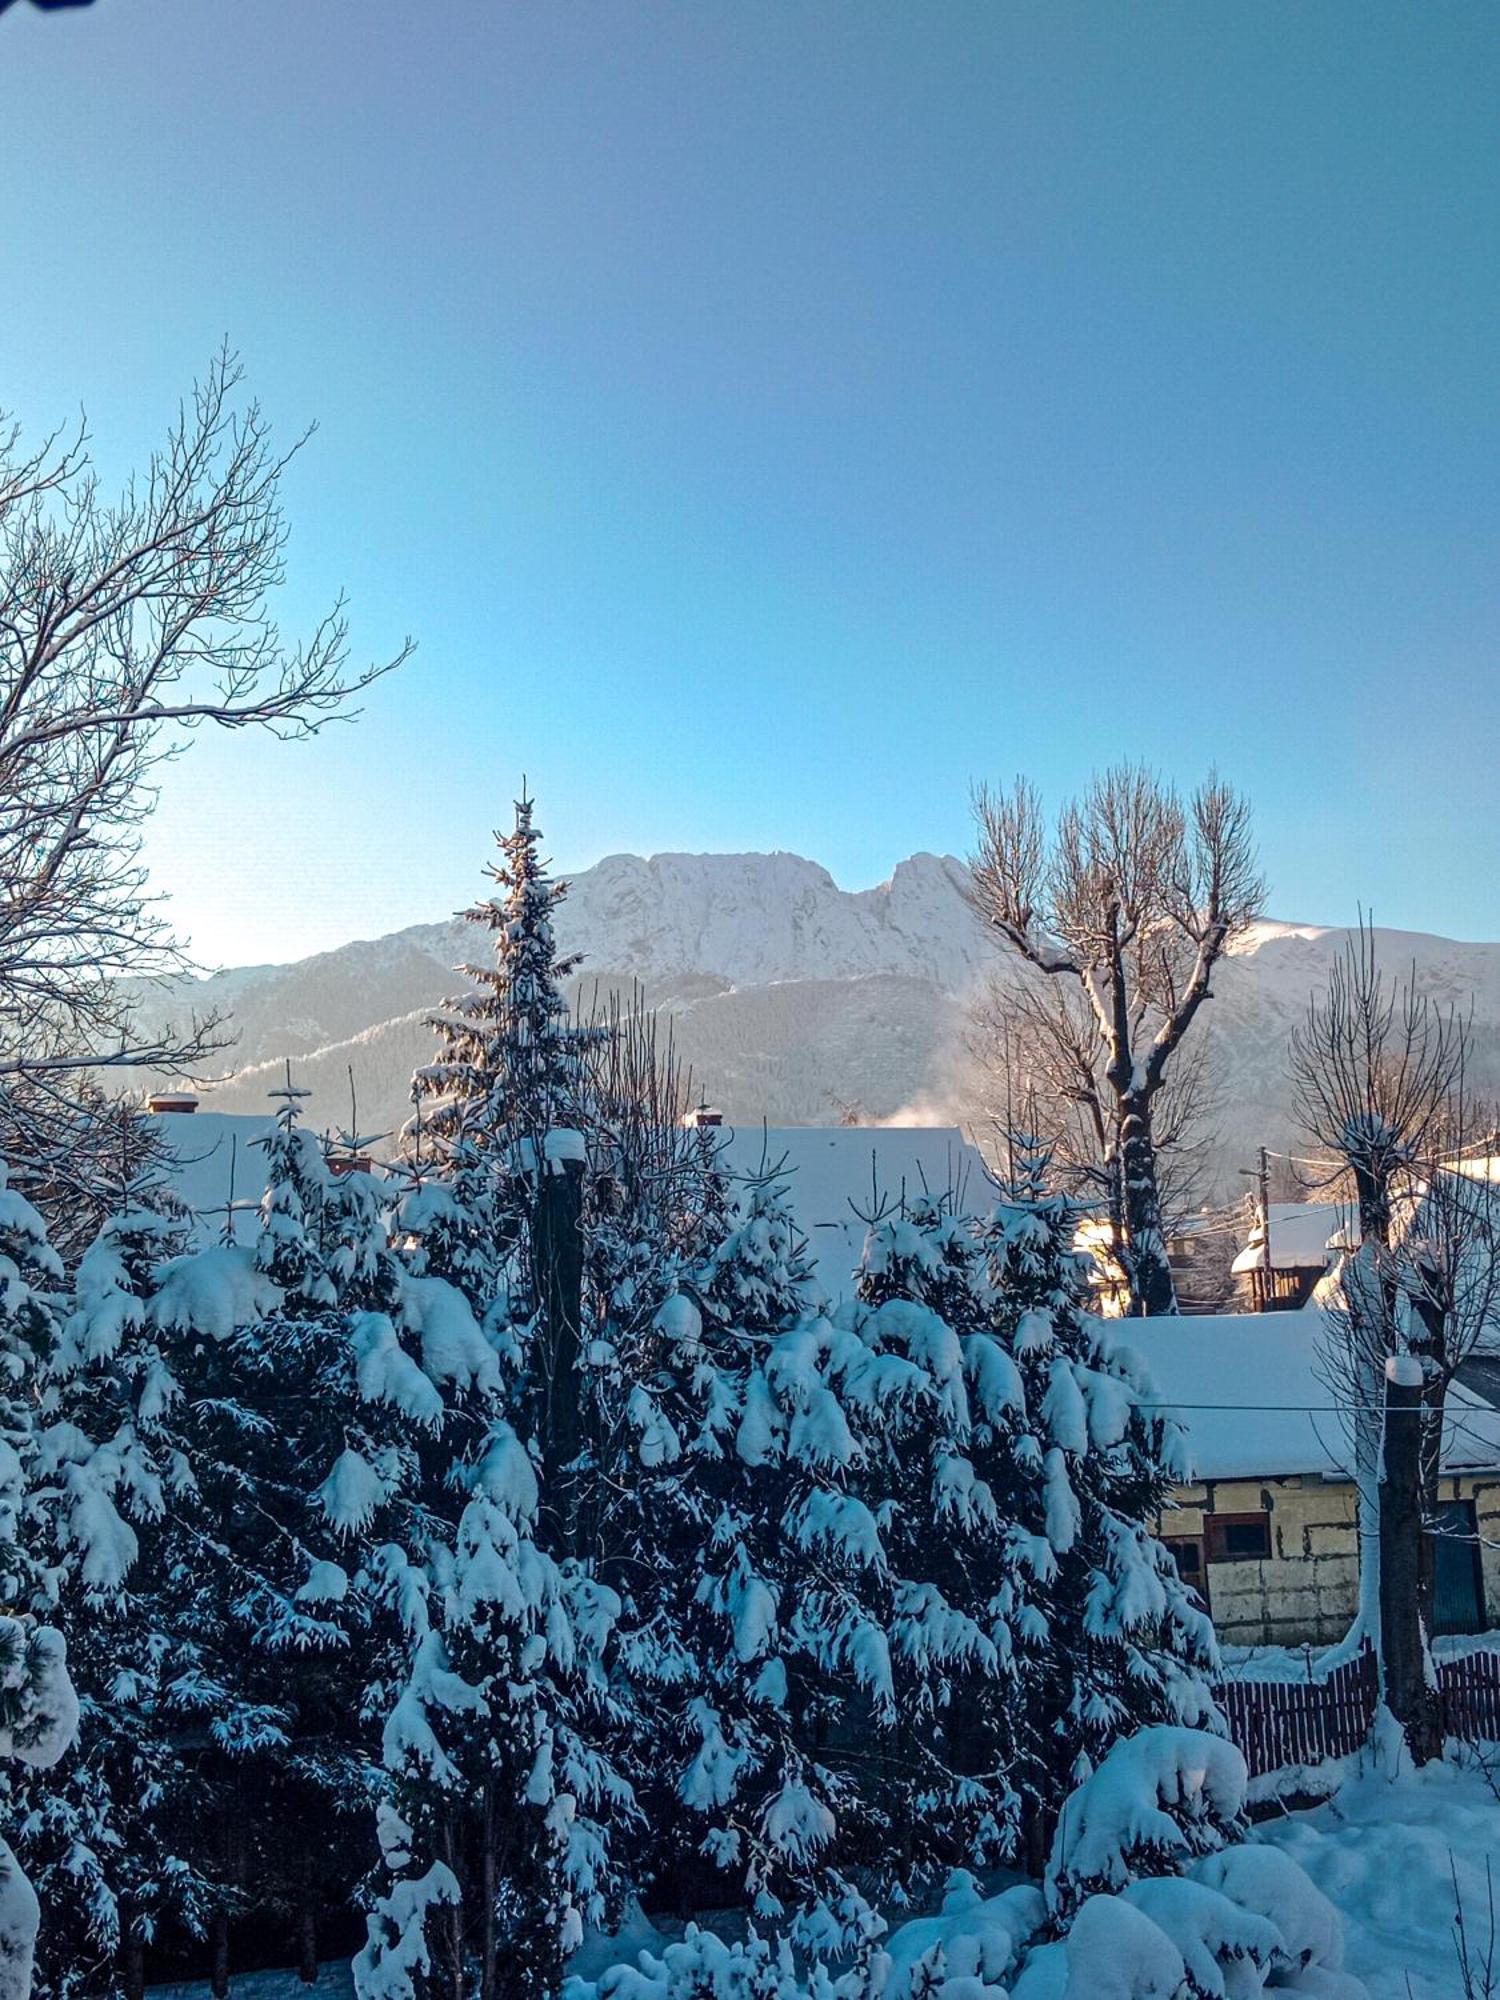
[{"xmin": 132, "ymin": 851, "xmax": 1500, "ymax": 1187}]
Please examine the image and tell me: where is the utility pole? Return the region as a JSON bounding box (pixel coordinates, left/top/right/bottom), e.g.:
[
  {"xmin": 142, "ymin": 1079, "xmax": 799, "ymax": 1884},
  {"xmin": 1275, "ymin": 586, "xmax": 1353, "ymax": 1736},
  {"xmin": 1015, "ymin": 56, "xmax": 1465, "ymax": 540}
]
[{"xmin": 1238, "ymin": 1146, "xmax": 1274, "ymax": 1311}]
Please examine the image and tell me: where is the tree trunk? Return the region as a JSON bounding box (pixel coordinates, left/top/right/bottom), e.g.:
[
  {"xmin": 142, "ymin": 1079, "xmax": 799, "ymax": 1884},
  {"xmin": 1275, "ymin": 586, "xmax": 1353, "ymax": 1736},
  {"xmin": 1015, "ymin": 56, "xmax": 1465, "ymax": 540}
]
[
  {"xmin": 1117, "ymin": 1091, "xmax": 1177, "ymax": 1315},
  {"xmin": 1378, "ymin": 1362, "xmax": 1443, "ymax": 1763},
  {"xmin": 210, "ymin": 1907, "xmax": 230, "ymax": 2000},
  {"xmin": 535, "ymin": 1152, "xmax": 587, "ymax": 1553},
  {"xmin": 297, "ymin": 1870, "xmax": 319, "ymax": 1986},
  {"xmin": 439, "ymin": 1813, "xmax": 466, "ymax": 2000},
  {"xmin": 1406, "ymin": 1275, "xmax": 1449, "ymax": 1639},
  {"xmin": 480, "ymin": 1777, "xmax": 498, "ymax": 2000},
  {"xmin": 1351, "ymin": 1163, "xmax": 1393, "ymax": 1251},
  {"xmin": 122, "ymin": 1917, "xmax": 146, "ymax": 2000}
]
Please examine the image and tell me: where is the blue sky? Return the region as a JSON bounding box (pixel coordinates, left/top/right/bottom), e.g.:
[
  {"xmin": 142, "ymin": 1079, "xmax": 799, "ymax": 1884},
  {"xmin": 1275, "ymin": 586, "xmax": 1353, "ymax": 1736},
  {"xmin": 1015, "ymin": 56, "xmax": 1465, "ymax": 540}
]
[{"xmin": 2, "ymin": 1, "xmax": 1496, "ymax": 964}]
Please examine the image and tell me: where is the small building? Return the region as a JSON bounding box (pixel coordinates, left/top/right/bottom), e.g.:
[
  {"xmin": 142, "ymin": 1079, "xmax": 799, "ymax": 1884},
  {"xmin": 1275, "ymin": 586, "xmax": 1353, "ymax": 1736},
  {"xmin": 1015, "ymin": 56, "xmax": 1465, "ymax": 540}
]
[
  {"xmin": 1120, "ymin": 1309, "xmax": 1500, "ymax": 1647},
  {"xmin": 151, "ymin": 1109, "xmax": 279, "ymax": 1242},
  {"xmin": 1073, "ymin": 1213, "xmax": 1236, "ymax": 1317},
  {"xmin": 1230, "ymin": 1202, "xmax": 1341, "ymax": 1313}
]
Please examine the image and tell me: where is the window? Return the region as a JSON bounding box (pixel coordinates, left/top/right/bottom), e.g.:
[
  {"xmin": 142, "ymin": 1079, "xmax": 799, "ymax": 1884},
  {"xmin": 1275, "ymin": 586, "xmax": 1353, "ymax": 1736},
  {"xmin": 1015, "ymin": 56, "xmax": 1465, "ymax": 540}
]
[
  {"xmin": 1163, "ymin": 1536, "xmax": 1203, "ymax": 1580},
  {"xmin": 1162, "ymin": 1536, "xmax": 1208, "ymax": 1607},
  {"xmin": 1206, "ymin": 1513, "xmax": 1271, "ymax": 1563}
]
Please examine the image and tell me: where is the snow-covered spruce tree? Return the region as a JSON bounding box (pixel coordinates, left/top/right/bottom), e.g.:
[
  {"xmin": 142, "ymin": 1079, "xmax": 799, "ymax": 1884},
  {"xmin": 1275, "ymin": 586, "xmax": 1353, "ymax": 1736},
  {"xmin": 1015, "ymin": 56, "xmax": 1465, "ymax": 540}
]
[
  {"xmin": 627, "ymin": 1161, "xmax": 889, "ymax": 1959},
  {"xmin": 24, "ymin": 1082, "xmax": 437, "ymax": 1998},
  {"xmin": 849, "ymin": 1192, "xmax": 1042, "ymax": 1895},
  {"xmin": 982, "ymin": 1131, "xmax": 1219, "ymax": 1824},
  {"xmin": 253, "ymin": 1073, "xmax": 337, "ymax": 1309},
  {"xmin": 358, "ymin": 801, "xmax": 630, "ymax": 2000},
  {"xmin": 409, "ymin": 795, "xmax": 600, "ymax": 1541},
  {"xmin": 21, "ymin": 1183, "xmax": 200, "ymax": 2000},
  {"xmin": 19, "ymin": 1081, "xmax": 416, "ymax": 1996},
  {"xmin": 0, "ymin": 1156, "xmax": 78, "ymax": 2000},
  {"xmin": 198, "ymin": 1111, "xmax": 457, "ymax": 1982}
]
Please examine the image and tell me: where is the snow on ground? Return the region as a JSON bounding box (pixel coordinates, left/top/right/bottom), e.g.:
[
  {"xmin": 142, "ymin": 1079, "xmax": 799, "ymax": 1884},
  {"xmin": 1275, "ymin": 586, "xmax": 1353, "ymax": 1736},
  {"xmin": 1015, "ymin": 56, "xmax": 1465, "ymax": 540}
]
[
  {"xmin": 1220, "ymin": 1634, "xmax": 1500, "ymax": 1681},
  {"xmin": 1257, "ymin": 1748, "xmax": 1500, "ymax": 2000},
  {"xmin": 149, "ymin": 1966, "xmax": 352, "ymax": 2000},
  {"xmin": 144, "ymin": 1751, "xmax": 1500, "ymax": 2000}
]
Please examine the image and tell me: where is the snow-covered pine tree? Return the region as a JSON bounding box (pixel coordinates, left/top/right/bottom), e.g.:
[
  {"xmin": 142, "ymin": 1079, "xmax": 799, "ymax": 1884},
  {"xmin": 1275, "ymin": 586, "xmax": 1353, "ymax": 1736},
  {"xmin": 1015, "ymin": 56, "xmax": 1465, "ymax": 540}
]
[
  {"xmin": 21, "ymin": 1182, "xmax": 200, "ymax": 2000},
  {"xmin": 850, "ymin": 1191, "xmax": 1041, "ymax": 1897},
  {"xmin": 359, "ymin": 800, "xmax": 630, "ymax": 2000},
  {"xmin": 981, "ymin": 1131, "xmax": 1219, "ymax": 1822},
  {"xmin": 632, "ymin": 1161, "xmax": 887, "ymax": 1960},
  {"xmin": 409, "ymin": 795, "xmax": 600, "ymax": 1544},
  {"xmin": 25, "ymin": 1079, "xmax": 434, "ymax": 1998},
  {"xmin": 0, "ymin": 1154, "xmax": 78, "ymax": 2000}
]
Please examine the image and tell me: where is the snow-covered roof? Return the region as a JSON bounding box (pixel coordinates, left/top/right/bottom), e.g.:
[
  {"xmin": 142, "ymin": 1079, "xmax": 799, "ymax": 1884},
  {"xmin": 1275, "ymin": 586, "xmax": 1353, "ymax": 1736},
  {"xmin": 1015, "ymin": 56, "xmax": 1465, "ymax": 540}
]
[
  {"xmin": 1116, "ymin": 1309, "xmax": 1500, "ymax": 1481},
  {"xmin": 715, "ymin": 1125, "xmax": 991, "ymax": 1298},
  {"xmin": 154, "ymin": 1114, "xmax": 991, "ymax": 1300},
  {"xmin": 1229, "ymin": 1203, "xmax": 1342, "ymax": 1276},
  {"xmin": 151, "ymin": 1111, "xmax": 278, "ymax": 1243}
]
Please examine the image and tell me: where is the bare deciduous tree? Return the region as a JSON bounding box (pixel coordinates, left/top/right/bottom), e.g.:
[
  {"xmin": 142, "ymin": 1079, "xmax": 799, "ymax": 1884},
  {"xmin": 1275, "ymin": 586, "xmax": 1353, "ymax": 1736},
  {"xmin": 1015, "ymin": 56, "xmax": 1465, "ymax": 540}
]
[
  {"xmin": 968, "ymin": 765, "xmax": 1261, "ymax": 1315},
  {"xmin": 1291, "ymin": 923, "xmax": 1471, "ymax": 1762},
  {"xmin": 962, "ymin": 961, "xmax": 1222, "ymax": 1283},
  {"xmin": 0, "ymin": 348, "xmax": 410, "ymax": 1085}
]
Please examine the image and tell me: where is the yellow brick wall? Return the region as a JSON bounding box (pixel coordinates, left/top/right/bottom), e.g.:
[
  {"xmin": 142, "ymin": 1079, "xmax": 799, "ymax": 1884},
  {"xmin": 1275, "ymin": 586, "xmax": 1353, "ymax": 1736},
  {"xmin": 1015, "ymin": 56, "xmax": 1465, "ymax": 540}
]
[{"xmin": 1156, "ymin": 1471, "xmax": 1500, "ymax": 1649}]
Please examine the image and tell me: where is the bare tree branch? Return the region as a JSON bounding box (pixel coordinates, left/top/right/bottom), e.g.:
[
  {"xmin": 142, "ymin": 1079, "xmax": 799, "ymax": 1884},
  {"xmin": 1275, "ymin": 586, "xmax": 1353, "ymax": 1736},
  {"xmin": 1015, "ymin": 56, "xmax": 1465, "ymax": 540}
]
[
  {"xmin": 0, "ymin": 348, "xmax": 411, "ymax": 1079},
  {"xmin": 968, "ymin": 763, "xmax": 1261, "ymax": 1313}
]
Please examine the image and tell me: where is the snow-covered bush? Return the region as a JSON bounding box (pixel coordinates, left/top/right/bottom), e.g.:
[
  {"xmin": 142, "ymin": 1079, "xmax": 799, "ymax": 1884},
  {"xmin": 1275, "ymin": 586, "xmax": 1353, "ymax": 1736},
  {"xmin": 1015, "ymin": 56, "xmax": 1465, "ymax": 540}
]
[
  {"xmin": 860, "ymin": 1742, "xmax": 1363, "ymax": 2000},
  {"xmin": 565, "ymin": 1922, "xmax": 805, "ymax": 2000},
  {"xmin": 874, "ymin": 1869, "xmax": 1044, "ymax": 2000},
  {"xmin": 1044, "ymin": 1726, "xmax": 1248, "ymax": 1918}
]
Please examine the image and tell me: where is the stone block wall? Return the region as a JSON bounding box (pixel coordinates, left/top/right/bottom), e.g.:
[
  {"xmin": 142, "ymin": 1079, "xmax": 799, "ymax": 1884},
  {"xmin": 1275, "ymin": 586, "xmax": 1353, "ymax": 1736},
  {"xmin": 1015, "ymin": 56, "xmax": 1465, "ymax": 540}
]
[{"xmin": 1160, "ymin": 1469, "xmax": 1500, "ymax": 1649}]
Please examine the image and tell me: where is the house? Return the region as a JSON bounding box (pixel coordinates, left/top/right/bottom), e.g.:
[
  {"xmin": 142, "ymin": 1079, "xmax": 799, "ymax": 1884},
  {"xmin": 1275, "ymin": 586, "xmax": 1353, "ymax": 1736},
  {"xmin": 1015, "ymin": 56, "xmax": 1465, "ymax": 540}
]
[
  {"xmin": 1121, "ymin": 1309, "xmax": 1500, "ymax": 1647},
  {"xmin": 1229, "ymin": 1202, "xmax": 1342, "ymax": 1313},
  {"xmin": 152, "ymin": 1106, "xmax": 278, "ymax": 1242},
  {"xmin": 1074, "ymin": 1212, "xmax": 1242, "ymax": 1317},
  {"xmin": 149, "ymin": 1107, "xmax": 993, "ymax": 1301}
]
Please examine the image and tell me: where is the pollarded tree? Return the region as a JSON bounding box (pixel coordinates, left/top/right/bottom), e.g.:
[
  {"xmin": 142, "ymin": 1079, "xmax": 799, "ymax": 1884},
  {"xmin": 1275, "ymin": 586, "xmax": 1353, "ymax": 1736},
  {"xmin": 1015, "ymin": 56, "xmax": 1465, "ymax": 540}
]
[
  {"xmin": 960, "ymin": 970, "xmax": 1221, "ymax": 1290},
  {"xmin": 982, "ymin": 1131, "xmax": 1219, "ymax": 1819},
  {"xmin": 969, "ymin": 767, "xmax": 1261, "ymax": 1315},
  {"xmin": 1290, "ymin": 922, "xmax": 1469, "ymax": 1762}
]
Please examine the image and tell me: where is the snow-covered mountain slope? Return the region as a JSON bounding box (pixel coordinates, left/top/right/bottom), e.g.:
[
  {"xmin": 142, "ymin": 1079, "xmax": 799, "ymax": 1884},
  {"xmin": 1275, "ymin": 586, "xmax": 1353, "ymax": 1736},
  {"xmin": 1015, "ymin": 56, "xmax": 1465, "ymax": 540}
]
[
  {"xmin": 129, "ymin": 851, "xmax": 1500, "ymax": 1186},
  {"xmin": 558, "ymin": 849, "xmax": 986, "ymax": 986},
  {"xmin": 127, "ymin": 850, "xmax": 987, "ymax": 1075}
]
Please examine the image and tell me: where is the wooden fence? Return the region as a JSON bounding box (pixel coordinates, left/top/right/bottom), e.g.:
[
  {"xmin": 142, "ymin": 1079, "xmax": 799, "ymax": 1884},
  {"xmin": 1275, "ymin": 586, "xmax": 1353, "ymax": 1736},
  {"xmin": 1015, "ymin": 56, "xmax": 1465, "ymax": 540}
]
[{"xmin": 1218, "ymin": 1646, "xmax": 1500, "ymax": 1778}]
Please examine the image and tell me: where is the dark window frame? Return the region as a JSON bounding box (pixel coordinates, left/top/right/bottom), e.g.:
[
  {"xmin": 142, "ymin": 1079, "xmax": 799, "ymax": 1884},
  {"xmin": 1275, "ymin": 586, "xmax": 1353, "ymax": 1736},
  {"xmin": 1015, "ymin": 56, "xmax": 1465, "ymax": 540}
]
[{"xmin": 1205, "ymin": 1511, "xmax": 1272, "ymax": 1564}]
